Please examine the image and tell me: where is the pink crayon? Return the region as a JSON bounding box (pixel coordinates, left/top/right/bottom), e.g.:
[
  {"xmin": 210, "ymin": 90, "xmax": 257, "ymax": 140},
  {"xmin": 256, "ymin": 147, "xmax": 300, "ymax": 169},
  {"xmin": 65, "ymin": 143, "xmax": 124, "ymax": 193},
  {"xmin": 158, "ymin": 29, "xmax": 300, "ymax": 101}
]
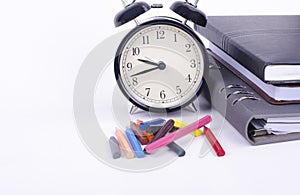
[{"xmin": 144, "ymin": 115, "xmax": 212, "ymax": 153}]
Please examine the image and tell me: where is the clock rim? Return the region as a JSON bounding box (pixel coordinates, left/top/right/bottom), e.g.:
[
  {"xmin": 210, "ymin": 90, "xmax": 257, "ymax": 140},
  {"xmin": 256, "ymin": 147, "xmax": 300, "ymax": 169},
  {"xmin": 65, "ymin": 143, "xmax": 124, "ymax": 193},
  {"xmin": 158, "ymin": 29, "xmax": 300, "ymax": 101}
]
[{"xmin": 114, "ymin": 17, "xmax": 209, "ymax": 113}]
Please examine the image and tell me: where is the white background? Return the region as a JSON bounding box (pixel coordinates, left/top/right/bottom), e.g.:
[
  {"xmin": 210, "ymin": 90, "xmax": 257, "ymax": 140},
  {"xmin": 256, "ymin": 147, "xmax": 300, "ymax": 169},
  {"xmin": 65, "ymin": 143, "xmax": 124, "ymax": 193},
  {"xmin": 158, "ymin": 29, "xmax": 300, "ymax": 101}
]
[{"xmin": 1, "ymin": 0, "xmax": 300, "ymax": 194}]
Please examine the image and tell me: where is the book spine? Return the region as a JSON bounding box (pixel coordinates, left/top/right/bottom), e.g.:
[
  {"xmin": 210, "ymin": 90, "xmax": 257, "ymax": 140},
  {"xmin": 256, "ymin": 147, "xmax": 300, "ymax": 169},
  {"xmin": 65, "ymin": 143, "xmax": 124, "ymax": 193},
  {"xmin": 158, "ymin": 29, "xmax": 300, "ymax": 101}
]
[
  {"xmin": 196, "ymin": 23, "xmax": 267, "ymax": 81},
  {"xmin": 225, "ymin": 39, "xmax": 267, "ymax": 82}
]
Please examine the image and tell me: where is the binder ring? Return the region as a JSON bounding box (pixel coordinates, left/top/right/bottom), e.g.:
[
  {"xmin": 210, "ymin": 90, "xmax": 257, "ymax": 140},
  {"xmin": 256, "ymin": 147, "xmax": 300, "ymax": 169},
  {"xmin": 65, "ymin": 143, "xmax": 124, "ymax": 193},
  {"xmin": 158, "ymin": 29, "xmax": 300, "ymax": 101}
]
[
  {"xmin": 219, "ymin": 84, "xmax": 246, "ymax": 93},
  {"xmin": 249, "ymin": 128, "xmax": 271, "ymax": 137},
  {"xmin": 209, "ymin": 64, "xmax": 221, "ymax": 69},
  {"xmin": 232, "ymin": 96, "xmax": 260, "ymax": 105},
  {"xmin": 226, "ymin": 90, "xmax": 254, "ymax": 99}
]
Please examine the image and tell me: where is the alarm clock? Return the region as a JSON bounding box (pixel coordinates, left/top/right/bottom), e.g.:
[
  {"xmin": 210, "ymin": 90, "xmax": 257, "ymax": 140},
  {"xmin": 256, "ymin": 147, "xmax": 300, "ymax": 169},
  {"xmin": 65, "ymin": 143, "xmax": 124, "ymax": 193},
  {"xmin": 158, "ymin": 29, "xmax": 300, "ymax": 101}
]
[{"xmin": 114, "ymin": 1, "xmax": 209, "ymax": 113}]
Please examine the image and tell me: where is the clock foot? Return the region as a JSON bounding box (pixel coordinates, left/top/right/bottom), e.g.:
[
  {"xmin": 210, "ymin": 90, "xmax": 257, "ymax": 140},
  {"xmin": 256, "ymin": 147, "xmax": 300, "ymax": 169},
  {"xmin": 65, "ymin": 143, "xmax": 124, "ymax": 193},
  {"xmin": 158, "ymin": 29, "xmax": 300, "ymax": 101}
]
[
  {"xmin": 186, "ymin": 102, "xmax": 198, "ymax": 113},
  {"xmin": 129, "ymin": 105, "xmax": 138, "ymax": 115}
]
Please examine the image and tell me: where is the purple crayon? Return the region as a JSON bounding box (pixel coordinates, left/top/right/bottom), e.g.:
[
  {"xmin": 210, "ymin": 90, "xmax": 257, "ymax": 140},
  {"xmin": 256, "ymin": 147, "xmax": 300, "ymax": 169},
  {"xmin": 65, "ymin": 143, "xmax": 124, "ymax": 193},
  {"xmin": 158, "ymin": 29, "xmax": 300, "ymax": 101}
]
[{"xmin": 148, "ymin": 119, "xmax": 175, "ymax": 144}]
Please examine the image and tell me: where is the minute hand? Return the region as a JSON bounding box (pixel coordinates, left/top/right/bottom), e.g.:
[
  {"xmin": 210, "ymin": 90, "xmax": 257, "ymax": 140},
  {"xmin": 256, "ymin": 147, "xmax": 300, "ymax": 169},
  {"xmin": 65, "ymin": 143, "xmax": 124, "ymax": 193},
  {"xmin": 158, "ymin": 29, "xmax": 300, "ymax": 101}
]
[{"xmin": 130, "ymin": 67, "xmax": 159, "ymax": 77}]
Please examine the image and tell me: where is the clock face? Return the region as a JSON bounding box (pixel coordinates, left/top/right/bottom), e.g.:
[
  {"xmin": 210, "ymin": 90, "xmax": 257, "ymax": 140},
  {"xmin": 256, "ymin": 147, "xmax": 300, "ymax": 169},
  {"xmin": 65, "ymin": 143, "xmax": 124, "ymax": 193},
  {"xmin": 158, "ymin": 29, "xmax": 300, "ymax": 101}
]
[{"xmin": 115, "ymin": 18, "xmax": 207, "ymax": 112}]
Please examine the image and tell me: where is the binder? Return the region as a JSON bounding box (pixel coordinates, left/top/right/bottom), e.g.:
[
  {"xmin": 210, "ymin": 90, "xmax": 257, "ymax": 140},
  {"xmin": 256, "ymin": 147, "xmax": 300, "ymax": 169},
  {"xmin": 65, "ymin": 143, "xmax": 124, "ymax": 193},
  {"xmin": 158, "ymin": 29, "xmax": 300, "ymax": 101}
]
[{"xmin": 206, "ymin": 51, "xmax": 300, "ymax": 145}]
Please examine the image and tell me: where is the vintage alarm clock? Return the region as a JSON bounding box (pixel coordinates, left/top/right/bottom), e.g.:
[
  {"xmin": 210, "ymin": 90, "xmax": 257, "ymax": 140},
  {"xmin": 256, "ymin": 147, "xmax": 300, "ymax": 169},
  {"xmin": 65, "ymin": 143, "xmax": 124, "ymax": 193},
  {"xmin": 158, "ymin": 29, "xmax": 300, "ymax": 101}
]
[{"xmin": 114, "ymin": 0, "xmax": 209, "ymax": 113}]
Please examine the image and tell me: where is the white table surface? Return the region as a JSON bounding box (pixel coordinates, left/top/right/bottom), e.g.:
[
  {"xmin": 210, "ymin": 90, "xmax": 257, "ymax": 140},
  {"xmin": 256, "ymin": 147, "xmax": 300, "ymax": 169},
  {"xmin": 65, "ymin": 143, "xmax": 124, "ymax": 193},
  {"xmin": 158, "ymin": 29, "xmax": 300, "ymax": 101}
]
[{"xmin": 1, "ymin": 1, "xmax": 300, "ymax": 194}]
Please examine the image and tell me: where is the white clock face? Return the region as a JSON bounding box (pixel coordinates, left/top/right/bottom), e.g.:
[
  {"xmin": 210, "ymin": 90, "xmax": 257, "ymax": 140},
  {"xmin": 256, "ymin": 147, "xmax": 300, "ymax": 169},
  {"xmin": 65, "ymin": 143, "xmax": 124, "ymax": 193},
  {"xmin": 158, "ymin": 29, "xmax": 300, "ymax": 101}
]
[{"xmin": 115, "ymin": 19, "xmax": 205, "ymax": 111}]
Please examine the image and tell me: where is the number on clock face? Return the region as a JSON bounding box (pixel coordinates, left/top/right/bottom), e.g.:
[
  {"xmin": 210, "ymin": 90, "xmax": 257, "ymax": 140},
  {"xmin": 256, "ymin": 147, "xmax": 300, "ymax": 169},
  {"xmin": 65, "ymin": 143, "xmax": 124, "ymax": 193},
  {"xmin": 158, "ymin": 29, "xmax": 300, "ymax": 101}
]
[{"xmin": 117, "ymin": 21, "xmax": 205, "ymax": 110}]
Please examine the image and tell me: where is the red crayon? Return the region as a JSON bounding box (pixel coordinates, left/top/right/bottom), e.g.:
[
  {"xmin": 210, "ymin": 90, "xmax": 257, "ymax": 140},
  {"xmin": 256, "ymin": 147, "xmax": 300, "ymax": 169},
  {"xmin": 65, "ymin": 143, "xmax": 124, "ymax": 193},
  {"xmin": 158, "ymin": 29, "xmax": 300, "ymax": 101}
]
[
  {"xmin": 203, "ymin": 126, "xmax": 225, "ymax": 157},
  {"xmin": 130, "ymin": 121, "xmax": 149, "ymax": 145}
]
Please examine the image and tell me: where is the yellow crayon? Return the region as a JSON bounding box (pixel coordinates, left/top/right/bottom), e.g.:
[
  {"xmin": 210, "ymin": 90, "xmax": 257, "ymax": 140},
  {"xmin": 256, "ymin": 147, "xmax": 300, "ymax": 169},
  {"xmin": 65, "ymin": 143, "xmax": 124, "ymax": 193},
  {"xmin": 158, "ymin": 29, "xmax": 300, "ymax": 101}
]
[
  {"xmin": 193, "ymin": 129, "xmax": 202, "ymax": 137},
  {"xmin": 172, "ymin": 119, "xmax": 188, "ymax": 128}
]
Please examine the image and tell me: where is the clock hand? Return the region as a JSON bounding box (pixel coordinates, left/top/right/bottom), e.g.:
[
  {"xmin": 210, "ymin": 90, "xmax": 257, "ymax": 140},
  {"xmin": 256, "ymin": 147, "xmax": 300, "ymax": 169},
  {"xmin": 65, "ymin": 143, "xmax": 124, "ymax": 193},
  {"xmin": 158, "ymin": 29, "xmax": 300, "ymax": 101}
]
[
  {"xmin": 130, "ymin": 67, "xmax": 160, "ymax": 77},
  {"xmin": 131, "ymin": 60, "xmax": 167, "ymax": 77},
  {"xmin": 137, "ymin": 59, "xmax": 160, "ymax": 66}
]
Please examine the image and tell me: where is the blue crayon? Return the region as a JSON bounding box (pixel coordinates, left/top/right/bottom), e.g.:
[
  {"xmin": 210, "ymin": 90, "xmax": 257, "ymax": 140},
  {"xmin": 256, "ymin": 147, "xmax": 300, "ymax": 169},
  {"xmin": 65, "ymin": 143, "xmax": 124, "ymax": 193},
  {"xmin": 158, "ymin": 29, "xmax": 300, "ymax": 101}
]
[
  {"xmin": 125, "ymin": 128, "xmax": 145, "ymax": 158},
  {"xmin": 139, "ymin": 118, "xmax": 166, "ymax": 130}
]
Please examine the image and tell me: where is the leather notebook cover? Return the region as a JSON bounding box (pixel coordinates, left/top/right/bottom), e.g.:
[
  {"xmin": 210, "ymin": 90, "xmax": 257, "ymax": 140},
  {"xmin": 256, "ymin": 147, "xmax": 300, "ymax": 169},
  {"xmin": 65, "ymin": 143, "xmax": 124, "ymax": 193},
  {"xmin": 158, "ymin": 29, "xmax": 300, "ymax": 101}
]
[{"xmin": 195, "ymin": 15, "xmax": 300, "ymax": 84}]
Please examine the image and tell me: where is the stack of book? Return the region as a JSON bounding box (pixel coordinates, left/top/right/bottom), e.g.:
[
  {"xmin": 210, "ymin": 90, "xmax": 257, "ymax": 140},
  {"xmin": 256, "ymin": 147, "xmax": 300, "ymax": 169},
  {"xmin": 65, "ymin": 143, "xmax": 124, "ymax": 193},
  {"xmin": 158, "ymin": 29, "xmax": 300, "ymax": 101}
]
[{"xmin": 195, "ymin": 15, "xmax": 300, "ymax": 145}]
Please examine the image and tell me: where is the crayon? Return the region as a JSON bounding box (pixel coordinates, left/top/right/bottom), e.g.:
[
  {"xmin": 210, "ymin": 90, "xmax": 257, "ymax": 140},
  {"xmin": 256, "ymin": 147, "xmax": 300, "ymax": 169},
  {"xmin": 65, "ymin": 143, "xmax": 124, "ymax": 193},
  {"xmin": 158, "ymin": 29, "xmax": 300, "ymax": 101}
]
[
  {"xmin": 125, "ymin": 128, "xmax": 145, "ymax": 158},
  {"xmin": 172, "ymin": 119, "xmax": 202, "ymax": 137},
  {"xmin": 142, "ymin": 131, "xmax": 154, "ymax": 142},
  {"xmin": 145, "ymin": 125, "xmax": 164, "ymax": 134},
  {"xmin": 148, "ymin": 119, "xmax": 175, "ymax": 144},
  {"xmin": 139, "ymin": 118, "xmax": 166, "ymax": 130},
  {"xmin": 203, "ymin": 126, "xmax": 225, "ymax": 157},
  {"xmin": 144, "ymin": 115, "xmax": 212, "ymax": 153},
  {"xmin": 173, "ymin": 119, "xmax": 188, "ymax": 128},
  {"xmin": 193, "ymin": 129, "xmax": 202, "ymax": 137},
  {"xmin": 146, "ymin": 125, "xmax": 179, "ymax": 134},
  {"xmin": 115, "ymin": 128, "xmax": 135, "ymax": 159},
  {"xmin": 136, "ymin": 119, "xmax": 155, "ymax": 144},
  {"xmin": 136, "ymin": 119, "xmax": 143, "ymax": 126},
  {"xmin": 167, "ymin": 142, "xmax": 185, "ymax": 157},
  {"xmin": 130, "ymin": 121, "xmax": 149, "ymax": 145},
  {"xmin": 108, "ymin": 136, "xmax": 121, "ymax": 159}
]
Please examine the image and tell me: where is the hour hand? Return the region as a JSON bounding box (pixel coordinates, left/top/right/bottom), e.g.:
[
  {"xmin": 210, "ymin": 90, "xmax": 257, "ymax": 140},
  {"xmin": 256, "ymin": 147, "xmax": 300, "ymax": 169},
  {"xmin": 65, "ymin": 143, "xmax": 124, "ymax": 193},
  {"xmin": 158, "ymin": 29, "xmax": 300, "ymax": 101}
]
[{"xmin": 138, "ymin": 59, "xmax": 160, "ymax": 66}]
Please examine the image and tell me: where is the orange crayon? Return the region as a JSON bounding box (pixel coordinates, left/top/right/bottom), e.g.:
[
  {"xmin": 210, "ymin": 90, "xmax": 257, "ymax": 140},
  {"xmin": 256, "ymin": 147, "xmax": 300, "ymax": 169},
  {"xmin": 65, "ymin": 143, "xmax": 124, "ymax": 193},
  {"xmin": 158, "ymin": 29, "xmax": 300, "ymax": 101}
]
[{"xmin": 115, "ymin": 128, "xmax": 135, "ymax": 159}]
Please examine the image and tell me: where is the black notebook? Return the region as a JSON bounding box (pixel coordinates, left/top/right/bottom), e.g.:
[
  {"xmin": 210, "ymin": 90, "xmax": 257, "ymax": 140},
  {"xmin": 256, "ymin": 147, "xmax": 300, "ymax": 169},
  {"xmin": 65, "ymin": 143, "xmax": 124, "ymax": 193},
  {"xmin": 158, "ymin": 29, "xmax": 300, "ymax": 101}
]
[
  {"xmin": 195, "ymin": 15, "xmax": 300, "ymax": 84},
  {"xmin": 208, "ymin": 43, "xmax": 300, "ymax": 104}
]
